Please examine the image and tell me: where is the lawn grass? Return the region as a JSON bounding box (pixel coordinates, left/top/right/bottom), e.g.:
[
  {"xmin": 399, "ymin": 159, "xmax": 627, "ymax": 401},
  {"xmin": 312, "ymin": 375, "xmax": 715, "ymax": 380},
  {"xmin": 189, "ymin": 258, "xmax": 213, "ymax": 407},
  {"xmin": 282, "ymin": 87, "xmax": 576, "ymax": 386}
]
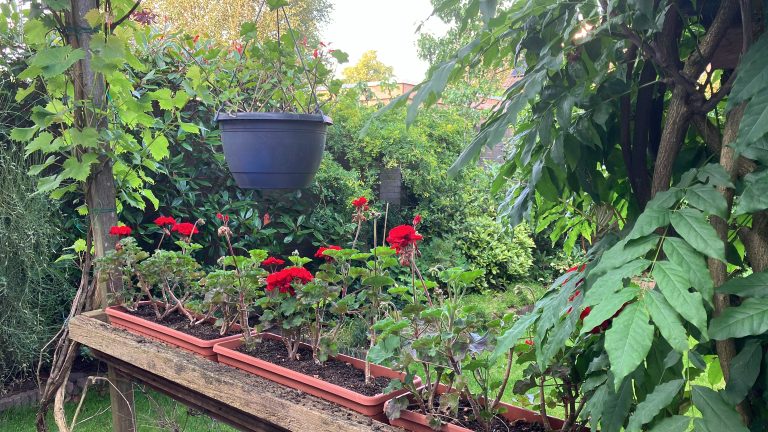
[
  {"xmin": 462, "ymin": 281, "xmax": 547, "ymax": 318},
  {"xmin": 0, "ymin": 385, "xmax": 236, "ymax": 432}
]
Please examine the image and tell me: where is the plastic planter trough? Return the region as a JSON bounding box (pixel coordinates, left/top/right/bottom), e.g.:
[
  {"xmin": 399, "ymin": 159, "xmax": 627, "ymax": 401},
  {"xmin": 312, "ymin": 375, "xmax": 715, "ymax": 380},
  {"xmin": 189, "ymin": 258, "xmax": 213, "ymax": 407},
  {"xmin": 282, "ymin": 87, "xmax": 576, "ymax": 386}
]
[
  {"xmin": 105, "ymin": 302, "xmax": 244, "ymax": 361},
  {"xmin": 384, "ymin": 385, "xmax": 568, "ymax": 432},
  {"xmin": 213, "ymin": 333, "xmax": 417, "ymax": 421},
  {"xmin": 215, "ymin": 112, "xmax": 332, "ymax": 190}
]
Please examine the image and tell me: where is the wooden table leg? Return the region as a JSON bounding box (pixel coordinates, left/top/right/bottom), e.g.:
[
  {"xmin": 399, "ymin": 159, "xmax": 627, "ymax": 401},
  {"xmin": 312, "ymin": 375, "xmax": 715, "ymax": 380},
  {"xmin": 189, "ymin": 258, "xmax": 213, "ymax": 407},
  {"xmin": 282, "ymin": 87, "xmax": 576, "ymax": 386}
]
[{"xmin": 108, "ymin": 365, "xmax": 136, "ymax": 432}]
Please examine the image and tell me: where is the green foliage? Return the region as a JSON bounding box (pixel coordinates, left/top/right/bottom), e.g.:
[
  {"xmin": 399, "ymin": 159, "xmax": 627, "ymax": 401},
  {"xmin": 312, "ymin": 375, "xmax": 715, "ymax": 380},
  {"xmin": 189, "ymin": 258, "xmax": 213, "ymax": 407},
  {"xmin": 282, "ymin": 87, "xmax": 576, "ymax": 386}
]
[{"xmin": 455, "ymin": 216, "xmax": 534, "ymax": 290}]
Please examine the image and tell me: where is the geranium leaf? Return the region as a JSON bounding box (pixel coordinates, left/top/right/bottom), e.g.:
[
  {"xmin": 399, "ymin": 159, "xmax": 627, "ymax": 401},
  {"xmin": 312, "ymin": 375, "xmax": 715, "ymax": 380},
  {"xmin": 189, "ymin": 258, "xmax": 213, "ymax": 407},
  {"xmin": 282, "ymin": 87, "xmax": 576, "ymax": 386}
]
[
  {"xmin": 709, "ymin": 298, "xmax": 768, "ymax": 340},
  {"xmin": 626, "ymin": 379, "xmax": 684, "ymax": 431},
  {"xmin": 669, "ymin": 208, "xmax": 725, "ymax": 262},
  {"xmin": 604, "ymin": 302, "xmax": 654, "ymax": 388}
]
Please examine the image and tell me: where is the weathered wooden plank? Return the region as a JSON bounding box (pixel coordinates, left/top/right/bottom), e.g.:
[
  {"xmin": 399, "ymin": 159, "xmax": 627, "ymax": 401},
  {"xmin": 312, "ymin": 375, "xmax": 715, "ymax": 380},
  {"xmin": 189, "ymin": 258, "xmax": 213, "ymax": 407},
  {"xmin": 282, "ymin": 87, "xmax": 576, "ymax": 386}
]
[
  {"xmin": 95, "ymin": 351, "xmax": 285, "ymax": 432},
  {"xmin": 69, "ymin": 313, "xmax": 398, "ymax": 432}
]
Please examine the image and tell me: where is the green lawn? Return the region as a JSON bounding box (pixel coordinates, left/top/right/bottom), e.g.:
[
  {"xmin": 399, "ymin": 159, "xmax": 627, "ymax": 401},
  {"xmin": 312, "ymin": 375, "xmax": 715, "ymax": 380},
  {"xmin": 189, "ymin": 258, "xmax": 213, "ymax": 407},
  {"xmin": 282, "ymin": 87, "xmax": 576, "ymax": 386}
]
[
  {"xmin": 0, "ymin": 386, "xmax": 236, "ymax": 432},
  {"xmin": 462, "ymin": 282, "xmax": 547, "ymax": 318}
]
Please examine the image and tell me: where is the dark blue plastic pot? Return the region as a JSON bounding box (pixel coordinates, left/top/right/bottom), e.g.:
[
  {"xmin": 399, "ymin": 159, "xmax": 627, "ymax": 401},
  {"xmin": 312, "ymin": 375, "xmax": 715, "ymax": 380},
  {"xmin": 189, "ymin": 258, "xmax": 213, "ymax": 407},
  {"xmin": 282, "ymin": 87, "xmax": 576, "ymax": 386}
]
[{"xmin": 215, "ymin": 112, "xmax": 333, "ymax": 189}]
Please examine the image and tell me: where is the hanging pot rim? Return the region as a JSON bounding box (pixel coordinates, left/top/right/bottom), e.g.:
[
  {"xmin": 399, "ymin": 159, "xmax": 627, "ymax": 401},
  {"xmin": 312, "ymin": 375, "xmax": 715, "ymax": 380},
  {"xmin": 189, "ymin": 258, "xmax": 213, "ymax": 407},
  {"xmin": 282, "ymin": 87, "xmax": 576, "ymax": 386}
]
[{"xmin": 215, "ymin": 111, "xmax": 333, "ymax": 125}]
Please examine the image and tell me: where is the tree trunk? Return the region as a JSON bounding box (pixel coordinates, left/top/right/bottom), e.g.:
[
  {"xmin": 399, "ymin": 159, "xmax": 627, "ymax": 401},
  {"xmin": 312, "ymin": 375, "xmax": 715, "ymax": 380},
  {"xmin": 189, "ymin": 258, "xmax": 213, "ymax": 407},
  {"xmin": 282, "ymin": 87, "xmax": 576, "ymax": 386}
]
[{"xmin": 708, "ymin": 104, "xmax": 750, "ymax": 424}]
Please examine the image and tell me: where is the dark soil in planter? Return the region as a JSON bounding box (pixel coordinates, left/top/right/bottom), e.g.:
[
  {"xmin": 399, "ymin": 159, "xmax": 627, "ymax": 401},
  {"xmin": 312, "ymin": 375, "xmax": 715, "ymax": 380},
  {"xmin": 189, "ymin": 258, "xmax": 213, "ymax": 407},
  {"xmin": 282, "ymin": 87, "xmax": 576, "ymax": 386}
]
[
  {"xmin": 413, "ymin": 397, "xmax": 546, "ymax": 432},
  {"xmin": 236, "ymin": 337, "xmax": 390, "ymax": 396},
  {"xmin": 126, "ymin": 304, "xmax": 244, "ymax": 341}
]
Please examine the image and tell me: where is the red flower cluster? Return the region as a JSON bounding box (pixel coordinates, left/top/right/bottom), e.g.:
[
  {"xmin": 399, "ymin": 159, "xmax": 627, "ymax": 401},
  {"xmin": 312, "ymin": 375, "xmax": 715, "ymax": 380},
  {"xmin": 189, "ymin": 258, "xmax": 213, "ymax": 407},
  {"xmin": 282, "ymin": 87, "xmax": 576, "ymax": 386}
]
[
  {"xmin": 315, "ymin": 245, "xmax": 342, "ymax": 261},
  {"xmin": 386, "ymin": 225, "xmax": 423, "ymax": 253},
  {"xmin": 109, "ymin": 225, "xmax": 132, "ymax": 236},
  {"xmin": 261, "ymin": 257, "xmax": 285, "ymax": 267},
  {"xmin": 412, "ymin": 214, "xmax": 422, "ymax": 226},
  {"xmin": 524, "ymin": 339, "xmax": 534, "ymax": 346},
  {"xmin": 154, "ymin": 216, "xmax": 177, "ymax": 227},
  {"xmin": 172, "ymin": 222, "xmax": 199, "ymax": 237},
  {"xmin": 216, "ymin": 213, "xmax": 230, "ymax": 222},
  {"xmin": 352, "ymin": 196, "xmax": 368, "ymax": 209},
  {"xmin": 266, "ymin": 267, "xmax": 314, "ymax": 295}
]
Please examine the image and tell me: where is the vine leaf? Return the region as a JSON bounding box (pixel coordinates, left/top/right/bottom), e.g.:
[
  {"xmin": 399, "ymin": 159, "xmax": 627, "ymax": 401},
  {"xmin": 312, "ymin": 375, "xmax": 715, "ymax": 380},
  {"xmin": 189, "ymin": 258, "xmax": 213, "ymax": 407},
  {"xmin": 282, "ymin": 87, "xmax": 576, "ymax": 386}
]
[
  {"xmin": 604, "ymin": 303, "xmax": 654, "ymax": 388},
  {"xmin": 626, "ymin": 379, "xmax": 684, "ymax": 431},
  {"xmin": 652, "ymin": 261, "xmax": 708, "ymax": 337},
  {"xmin": 709, "ymin": 297, "xmax": 768, "ymax": 340},
  {"xmin": 669, "ymin": 208, "xmax": 725, "ymax": 262},
  {"xmin": 692, "ymin": 386, "xmax": 750, "ymax": 432},
  {"xmin": 643, "ymin": 290, "xmax": 689, "ymax": 353}
]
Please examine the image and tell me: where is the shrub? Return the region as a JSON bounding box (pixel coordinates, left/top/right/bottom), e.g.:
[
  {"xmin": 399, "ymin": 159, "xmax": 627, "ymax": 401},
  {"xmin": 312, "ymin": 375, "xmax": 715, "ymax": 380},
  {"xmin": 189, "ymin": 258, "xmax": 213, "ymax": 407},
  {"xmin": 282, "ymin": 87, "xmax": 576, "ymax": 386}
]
[{"xmin": 455, "ymin": 216, "xmax": 534, "ymax": 290}]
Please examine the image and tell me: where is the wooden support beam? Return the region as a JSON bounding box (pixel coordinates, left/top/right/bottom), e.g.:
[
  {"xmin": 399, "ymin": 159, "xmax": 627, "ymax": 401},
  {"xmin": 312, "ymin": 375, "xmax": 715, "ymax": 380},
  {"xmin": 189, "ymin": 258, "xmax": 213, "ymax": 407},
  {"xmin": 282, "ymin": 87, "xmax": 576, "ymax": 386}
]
[
  {"xmin": 107, "ymin": 366, "xmax": 135, "ymax": 432},
  {"xmin": 68, "ymin": 313, "xmax": 398, "ymax": 432}
]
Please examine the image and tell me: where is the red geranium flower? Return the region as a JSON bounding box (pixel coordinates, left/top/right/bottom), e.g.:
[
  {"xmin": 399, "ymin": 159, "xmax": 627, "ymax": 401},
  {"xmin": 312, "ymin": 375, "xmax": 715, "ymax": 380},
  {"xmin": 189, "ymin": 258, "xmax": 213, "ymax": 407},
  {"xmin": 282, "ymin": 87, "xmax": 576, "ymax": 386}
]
[
  {"xmin": 193, "ymin": 34, "xmax": 200, "ymax": 43},
  {"xmin": 412, "ymin": 214, "xmax": 422, "ymax": 226},
  {"xmin": 312, "ymin": 49, "xmax": 319, "ymax": 59},
  {"xmin": 386, "ymin": 225, "xmax": 423, "ymax": 253},
  {"xmin": 109, "ymin": 225, "xmax": 132, "ymax": 236},
  {"xmin": 154, "ymin": 216, "xmax": 177, "ymax": 227},
  {"xmin": 172, "ymin": 222, "xmax": 199, "ymax": 237},
  {"xmin": 524, "ymin": 339, "xmax": 534, "ymax": 346},
  {"xmin": 352, "ymin": 196, "xmax": 368, "ymax": 209},
  {"xmin": 216, "ymin": 213, "xmax": 230, "ymax": 222},
  {"xmin": 315, "ymin": 245, "xmax": 342, "ymax": 261},
  {"xmin": 261, "ymin": 257, "xmax": 285, "ymax": 267},
  {"xmin": 266, "ymin": 267, "xmax": 314, "ymax": 295}
]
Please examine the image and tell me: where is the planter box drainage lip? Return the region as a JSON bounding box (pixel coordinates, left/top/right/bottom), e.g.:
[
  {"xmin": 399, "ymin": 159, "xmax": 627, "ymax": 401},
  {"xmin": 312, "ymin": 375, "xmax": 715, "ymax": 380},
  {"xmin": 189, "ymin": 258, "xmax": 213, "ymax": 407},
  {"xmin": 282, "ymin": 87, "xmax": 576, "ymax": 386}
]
[{"xmin": 214, "ymin": 111, "xmax": 333, "ymax": 125}]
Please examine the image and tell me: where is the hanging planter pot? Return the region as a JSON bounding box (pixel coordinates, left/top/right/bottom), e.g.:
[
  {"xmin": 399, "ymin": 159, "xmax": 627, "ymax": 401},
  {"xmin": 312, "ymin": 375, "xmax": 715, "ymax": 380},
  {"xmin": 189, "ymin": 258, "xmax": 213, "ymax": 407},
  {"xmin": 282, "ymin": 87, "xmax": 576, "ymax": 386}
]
[{"xmin": 215, "ymin": 112, "xmax": 332, "ymax": 189}]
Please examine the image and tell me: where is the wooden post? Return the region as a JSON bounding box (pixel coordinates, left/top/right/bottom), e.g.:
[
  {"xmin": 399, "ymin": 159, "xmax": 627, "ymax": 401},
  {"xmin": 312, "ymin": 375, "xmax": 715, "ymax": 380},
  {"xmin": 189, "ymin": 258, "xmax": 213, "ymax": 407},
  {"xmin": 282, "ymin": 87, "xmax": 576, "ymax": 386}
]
[{"xmin": 108, "ymin": 367, "xmax": 136, "ymax": 432}]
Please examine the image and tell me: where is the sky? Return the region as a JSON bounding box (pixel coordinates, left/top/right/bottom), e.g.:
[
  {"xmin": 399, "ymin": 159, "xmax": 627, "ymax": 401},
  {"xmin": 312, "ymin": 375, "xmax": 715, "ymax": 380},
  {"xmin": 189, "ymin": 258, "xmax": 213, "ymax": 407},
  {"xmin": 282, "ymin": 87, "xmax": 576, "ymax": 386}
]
[{"xmin": 322, "ymin": 0, "xmax": 450, "ymax": 83}]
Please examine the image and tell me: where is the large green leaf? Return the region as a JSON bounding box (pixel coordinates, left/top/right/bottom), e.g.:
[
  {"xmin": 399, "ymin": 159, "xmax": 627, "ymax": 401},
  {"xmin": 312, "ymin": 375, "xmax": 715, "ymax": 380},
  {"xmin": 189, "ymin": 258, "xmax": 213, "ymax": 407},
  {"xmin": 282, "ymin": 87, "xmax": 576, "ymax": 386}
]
[
  {"xmin": 653, "ymin": 261, "xmax": 708, "ymax": 337},
  {"xmin": 734, "ymin": 88, "xmax": 768, "ymax": 149},
  {"xmin": 604, "ymin": 303, "xmax": 654, "ymax": 387},
  {"xmin": 27, "ymin": 46, "xmax": 85, "ymax": 78},
  {"xmin": 648, "ymin": 416, "xmax": 691, "ymax": 432},
  {"xmin": 691, "ymin": 386, "xmax": 749, "ymax": 432},
  {"xmin": 492, "ymin": 312, "xmax": 539, "ymax": 361},
  {"xmin": 709, "ymin": 298, "xmax": 768, "ymax": 340},
  {"xmin": 600, "ymin": 377, "xmax": 634, "ymax": 432},
  {"xmin": 718, "ymin": 270, "xmax": 768, "ymax": 298},
  {"xmin": 669, "ymin": 208, "xmax": 725, "ymax": 261},
  {"xmin": 733, "ymin": 170, "xmax": 768, "ymax": 216},
  {"xmin": 662, "ymin": 238, "xmax": 714, "ymax": 305},
  {"xmin": 582, "ymin": 287, "xmax": 639, "ymax": 334},
  {"xmin": 626, "ymin": 207, "xmax": 670, "ymax": 241},
  {"xmin": 724, "ymin": 340, "xmax": 762, "ymax": 404},
  {"xmin": 583, "ymin": 259, "xmax": 649, "ymax": 306},
  {"xmin": 61, "ymin": 153, "xmax": 99, "ymax": 182},
  {"xmin": 685, "ymin": 184, "xmax": 728, "ymax": 219},
  {"xmin": 643, "ymin": 290, "xmax": 689, "ymax": 352},
  {"xmin": 728, "ymin": 32, "xmax": 768, "ymax": 109},
  {"xmin": 733, "ymin": 136, "xmax": 768, "ymax": 165},
  {"xmin": 626, "ymin": 379, "xmax": 684, "ymax": 431},
  {"xmin": 589, "ymin": 235, "xmax": 659, "ymax": 280}
]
